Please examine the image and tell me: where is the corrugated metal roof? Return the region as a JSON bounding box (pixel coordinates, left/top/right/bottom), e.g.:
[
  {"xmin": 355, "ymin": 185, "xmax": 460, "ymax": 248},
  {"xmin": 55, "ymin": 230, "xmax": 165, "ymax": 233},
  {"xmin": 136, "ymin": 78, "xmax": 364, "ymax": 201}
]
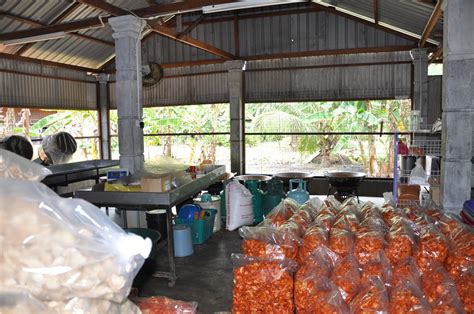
[
  {"xmin": 1, "ymin": 1, "xmax": 440, "ymax": 70},
  {"xmin": 316, "ymin": 0, "xmax": 442, "ymax": 43}
]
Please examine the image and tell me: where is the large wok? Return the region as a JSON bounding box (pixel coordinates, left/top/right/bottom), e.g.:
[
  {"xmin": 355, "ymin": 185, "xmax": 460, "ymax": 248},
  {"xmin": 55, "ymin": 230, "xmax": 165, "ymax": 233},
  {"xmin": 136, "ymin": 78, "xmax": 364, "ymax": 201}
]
[
  {"xmin": 274, "ymin": 172, "xmax": 315, "ymax": 180},
  {"xmin": 324, "ymin": 171, "xmax": 366, "ymax": 188}
]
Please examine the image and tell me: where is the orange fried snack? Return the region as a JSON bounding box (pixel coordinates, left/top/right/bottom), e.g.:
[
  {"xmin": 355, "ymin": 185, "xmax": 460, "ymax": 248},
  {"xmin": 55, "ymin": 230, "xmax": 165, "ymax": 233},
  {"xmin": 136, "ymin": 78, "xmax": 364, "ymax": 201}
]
[
  {"xmin": 331, "ymin": 255, "xmax": 360, "ymax": 304},
  {"xmin": 414, "ymin": 228, "xmax": 449, "ymax": 272},
  {"xmin": 242, "ymin": 239, "xmax": 298, "ymax": 260},
  {"xmin": 455, "ymin": 272, "xmax": 474, "ymax": 313},
  {"xmin": 385, "ymin": 222, "xmax": 415, "ymax": 265},
  {"xmin": 354, "ymin": 231, "xmax": 385, "ymax": 265},
  {"xmin": 233, "ymin": 260, "xmax": 294, "ymax": 314},
  {"xmin": 298, "ymin": 224, "xmax": 328, "ymax": 264},
  {"xmin": 351, "ymin": 278, "xmax": 389, "ymax": 314},
  {"xmin": 295, "ymin": 275, "xmax": 348, "ymax": 314},
  {"xmin": 132, "ymin": 296, "xmax": 197, "ymax": 314},
  {"xmin": 389, "ymin": 282, "xmax": 430, "ymax": 314},
  {"xmin": 391, "ymin": 257, "xmax": 421, "ymax": 287},
  {"xmin": 329, "ymin": 228, "xmax": 354, "ymax": 258}
]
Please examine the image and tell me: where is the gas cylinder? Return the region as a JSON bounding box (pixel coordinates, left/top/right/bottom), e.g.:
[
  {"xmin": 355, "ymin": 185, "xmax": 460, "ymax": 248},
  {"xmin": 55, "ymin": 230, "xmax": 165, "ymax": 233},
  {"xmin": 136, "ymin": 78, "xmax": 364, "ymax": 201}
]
[
  {"xmin": 220, "ymin": 181, "xmax": 227, "ymax": 223},
  {"xmin": 262, "ymin": 178, "xmax": 285, "ymax": 215},
  {"xmin": 287, "ymin": 179, "xmax": 309, "ymax": 204},
  {"xmin": 244, "ymin": 180, "xmax": 264, "ymax": 223}
]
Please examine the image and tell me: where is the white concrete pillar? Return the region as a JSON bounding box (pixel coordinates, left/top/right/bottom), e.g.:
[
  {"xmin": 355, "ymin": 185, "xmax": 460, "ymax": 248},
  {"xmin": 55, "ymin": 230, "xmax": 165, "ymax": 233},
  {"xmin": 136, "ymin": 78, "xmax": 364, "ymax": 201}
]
[
  {"xmin": 440, "ymin": 0, "xmax": 474, "ymax": 211},
  {"xmin": 109, "ymin": 15, "xmax": 146, "ymax": 174},
  {"xmin": 97, "ymin": 73, "xmax": 110, "ymax": 160},
  {"xmin": 411, "ymin": 48, "xmax": 429, "ymax": 127},
  {"xmin": 227, "ymin": 60, "xmax": 246, "ymax": 174}
]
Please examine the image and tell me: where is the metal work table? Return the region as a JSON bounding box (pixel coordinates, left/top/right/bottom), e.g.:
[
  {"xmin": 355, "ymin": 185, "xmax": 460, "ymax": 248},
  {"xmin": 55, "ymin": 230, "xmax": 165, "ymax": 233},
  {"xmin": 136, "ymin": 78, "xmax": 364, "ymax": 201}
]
[
  {"xmin": 42, "ymin": 160, "xmax": 120, "ymax": 192},
  {"xmin": 74, "ymin": 165, "xmax": 226, "ymax": 287}
]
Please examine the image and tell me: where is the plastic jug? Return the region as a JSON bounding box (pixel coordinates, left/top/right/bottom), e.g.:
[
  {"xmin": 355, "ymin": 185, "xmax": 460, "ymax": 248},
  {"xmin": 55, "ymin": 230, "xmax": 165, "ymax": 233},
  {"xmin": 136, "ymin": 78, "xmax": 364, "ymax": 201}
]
[
  {"xmin": 263, "ymin": 178, "xmax": 285, "ymax": 215},
  {"xmin": 244, "ymin": 180, "xmax": 264, "ymax": 224},
  {"xmin": 287, "ymin": 179, "xmax": 309, "ymax": 204}
]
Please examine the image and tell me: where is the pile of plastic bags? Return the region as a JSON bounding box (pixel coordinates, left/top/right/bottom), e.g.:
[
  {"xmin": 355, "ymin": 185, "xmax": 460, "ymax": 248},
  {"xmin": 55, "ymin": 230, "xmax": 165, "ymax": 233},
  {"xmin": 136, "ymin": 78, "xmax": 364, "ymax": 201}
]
[
  {"xmin": 232, "ymin": 194, "xmax": 473, "ymax": 313},
  {"xmin": 0, "ymin": 150, "xmax": 151, "ymax": 313}
]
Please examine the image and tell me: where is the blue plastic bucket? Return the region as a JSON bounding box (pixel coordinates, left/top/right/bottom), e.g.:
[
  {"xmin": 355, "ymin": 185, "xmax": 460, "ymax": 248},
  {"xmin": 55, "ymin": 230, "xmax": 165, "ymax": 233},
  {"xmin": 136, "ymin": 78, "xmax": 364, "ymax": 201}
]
[{"xmin": 173, "ymin": 225, "xmax": 194, "ymax": 257}]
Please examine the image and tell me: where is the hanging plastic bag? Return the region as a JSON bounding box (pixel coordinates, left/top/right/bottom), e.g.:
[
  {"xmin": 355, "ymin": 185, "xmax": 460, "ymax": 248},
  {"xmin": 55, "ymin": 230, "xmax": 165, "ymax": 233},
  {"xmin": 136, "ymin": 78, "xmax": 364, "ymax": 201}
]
[
  {"xmin": 0, "ymin": 149, "xmax": 51, "ymax": 181},
  {"xmin": 232, "ymin": 254, "xmax": 297, "ymax": 313},
  {"xmin": 226, "ymin": 179, "xmax": 254, "ymax": 231},
  {"xmin": 408, "ymin": 158, "xmax": 427, "ymax": 185},
  {"xmin": 1, "ymin": 178, "xmax": 151, "ymax": 303},
  {"xmin": 239, "ymin": 226, "xmax": 300, "ymax": 260}
]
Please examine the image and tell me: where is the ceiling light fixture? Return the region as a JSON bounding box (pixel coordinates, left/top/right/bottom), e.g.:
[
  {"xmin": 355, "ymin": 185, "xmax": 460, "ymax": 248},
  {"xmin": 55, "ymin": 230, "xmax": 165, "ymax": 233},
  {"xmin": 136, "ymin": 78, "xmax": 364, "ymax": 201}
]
[
  {"xmin": 3, "ymin": 31, "xmax": 66, "ymax": 46},
  {"xmin": 202, "ymin": 0, "xmax": 306, "ymax": 14}
]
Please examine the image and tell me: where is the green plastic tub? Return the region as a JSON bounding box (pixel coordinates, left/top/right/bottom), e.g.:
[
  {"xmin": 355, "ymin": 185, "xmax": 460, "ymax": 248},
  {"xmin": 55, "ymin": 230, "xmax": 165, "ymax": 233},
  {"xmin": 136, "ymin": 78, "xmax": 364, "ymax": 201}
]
[
  {"xmin": 175, "ymin": 209, "xmax": 216, "ymax": 245},
  {"xmin": 125, "ymin": 228, "xmax": 161, "ymax": 260}
]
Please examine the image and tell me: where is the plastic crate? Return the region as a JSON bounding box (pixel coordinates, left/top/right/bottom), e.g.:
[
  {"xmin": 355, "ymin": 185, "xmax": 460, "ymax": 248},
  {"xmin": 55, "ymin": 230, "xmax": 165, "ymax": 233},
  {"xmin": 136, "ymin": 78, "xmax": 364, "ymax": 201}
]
[{"xmin": 175, "ymin": 209, "xmax": 217, "ymax": 245}]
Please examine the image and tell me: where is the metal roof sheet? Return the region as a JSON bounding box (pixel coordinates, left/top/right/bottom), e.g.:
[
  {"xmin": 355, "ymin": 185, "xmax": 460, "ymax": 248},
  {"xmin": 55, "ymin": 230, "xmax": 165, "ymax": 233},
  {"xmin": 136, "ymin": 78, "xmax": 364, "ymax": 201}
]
[{"xmin": 1, "ymin": 1, "xmax": 441, "ymax": 70}]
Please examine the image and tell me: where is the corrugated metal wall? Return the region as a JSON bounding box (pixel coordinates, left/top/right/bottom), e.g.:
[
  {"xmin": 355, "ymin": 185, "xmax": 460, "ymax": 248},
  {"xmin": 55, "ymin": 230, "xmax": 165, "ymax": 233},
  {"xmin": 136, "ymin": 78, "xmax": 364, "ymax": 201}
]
[
  {"xmin": 142, "ymin": 10, "xmax": 413, "ymax": 64},
  {"xmin": 110, "ymin": 51, "xmax": 412, "ymax": 107},
  {"xmin": 0, "ymin": 58, "xmax": 96, "ymax": 109}
]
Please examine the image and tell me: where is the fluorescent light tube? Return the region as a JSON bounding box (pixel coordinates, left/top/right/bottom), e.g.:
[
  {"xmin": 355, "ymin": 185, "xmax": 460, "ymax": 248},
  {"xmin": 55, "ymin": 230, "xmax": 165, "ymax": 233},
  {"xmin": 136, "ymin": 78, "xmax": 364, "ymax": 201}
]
[
  {"xmin": 3, "ymin": 31, "xmax": 66, "ymax": 46},
  {"xmin": 202, "ymin": 0, "xmax": 306, "ymax": 14}
]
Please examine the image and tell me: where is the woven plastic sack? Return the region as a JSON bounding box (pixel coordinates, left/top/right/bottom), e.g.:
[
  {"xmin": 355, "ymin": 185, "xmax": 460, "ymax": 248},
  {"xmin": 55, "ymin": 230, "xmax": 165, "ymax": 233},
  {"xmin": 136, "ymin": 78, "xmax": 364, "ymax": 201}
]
[
  {"xmin": 232, "ymin": 254, "xmax": 297, "ymax": 313},
  {"xmin": 0, "ymin": 149, "xmax": 51, "ymax": 181},
  {"xmin": 0, "ymin": 178, "xmax": 151, "ymax": 303},
  {"xmin": 239, "ymin": 226, "xmax": 300, "ymax": 260},
  {"xmin": 226, "ymin": 179, "xmax": 254, "ymax": 231}
]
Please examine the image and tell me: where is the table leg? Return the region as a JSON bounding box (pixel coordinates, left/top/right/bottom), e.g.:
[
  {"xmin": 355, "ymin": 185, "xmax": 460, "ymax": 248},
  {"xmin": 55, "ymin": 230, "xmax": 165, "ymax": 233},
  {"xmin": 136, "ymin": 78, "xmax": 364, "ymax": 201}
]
[
  {"xmin": 122, "ymin": 209, "xmax": 128, "ymax": 228},
  {"xmin": 166, "ymin": 206, "xmax": 176, "ymax": 286}
]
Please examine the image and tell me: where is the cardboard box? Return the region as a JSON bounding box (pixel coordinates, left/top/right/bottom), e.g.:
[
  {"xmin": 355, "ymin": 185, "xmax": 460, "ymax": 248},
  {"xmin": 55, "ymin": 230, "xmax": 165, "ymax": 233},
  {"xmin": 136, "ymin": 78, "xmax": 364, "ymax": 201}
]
[{"xmin": 141, "ymin": 175, "xmax": 171, "ymax": 192}]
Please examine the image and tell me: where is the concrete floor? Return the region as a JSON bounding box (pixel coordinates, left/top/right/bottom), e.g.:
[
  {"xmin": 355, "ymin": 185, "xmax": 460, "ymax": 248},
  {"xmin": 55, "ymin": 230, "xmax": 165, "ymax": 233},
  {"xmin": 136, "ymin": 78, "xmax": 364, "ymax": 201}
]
[{"xmin": 136, "ymin": 229, "xmax": 242, "ymax": 313}]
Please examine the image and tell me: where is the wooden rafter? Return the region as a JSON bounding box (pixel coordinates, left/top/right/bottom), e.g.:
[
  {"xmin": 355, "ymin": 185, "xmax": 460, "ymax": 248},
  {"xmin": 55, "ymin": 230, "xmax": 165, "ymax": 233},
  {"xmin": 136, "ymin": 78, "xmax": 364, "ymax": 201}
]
[
  {"xmin": 76, "ymin": 0, "xmax": 234, "ymax": 60},
  {"xmin": 0, "ymin": 11, "xmax": 114, "ymax": 48},
  {"xmin": 177, "ymin": 15, "xmax": 205, "ymax": 38},
  {"xmin": 14, "ymin": 2, "xmax": 83, "ymax": 56},
  {"xmin": 419, "ymin": 0, "xmax": 443, "ymax": 48},
  {"xmin": 429, "ymin": 47, "xmax": 443, "ymax": 63}
]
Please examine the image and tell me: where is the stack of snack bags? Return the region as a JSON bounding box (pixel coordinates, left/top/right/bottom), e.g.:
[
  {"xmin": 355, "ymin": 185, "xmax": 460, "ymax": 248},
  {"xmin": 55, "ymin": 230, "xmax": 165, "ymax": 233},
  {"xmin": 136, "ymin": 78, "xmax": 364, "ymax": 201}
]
[
  {"xmin": 232, "ymin": 193, "xmax": 473, "ymax": 313},
  {"xmin": 0, "ymin": 150, "xmax": 151, "ymax": 313}
]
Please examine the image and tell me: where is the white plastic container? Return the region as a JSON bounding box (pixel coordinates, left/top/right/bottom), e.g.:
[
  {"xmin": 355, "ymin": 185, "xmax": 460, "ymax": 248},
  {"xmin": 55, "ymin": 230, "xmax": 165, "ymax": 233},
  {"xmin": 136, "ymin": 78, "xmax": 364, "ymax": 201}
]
[{"xmin": 194, "ymin": 194, "xmax": 221, "ymax": 232}]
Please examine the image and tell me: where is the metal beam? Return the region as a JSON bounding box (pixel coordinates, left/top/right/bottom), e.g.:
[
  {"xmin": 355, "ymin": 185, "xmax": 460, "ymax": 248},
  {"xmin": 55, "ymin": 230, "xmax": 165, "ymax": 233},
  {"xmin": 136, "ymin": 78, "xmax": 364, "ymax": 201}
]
[
  {"xmin": 14, "ymin": 2, "xmax": 82, "ymax": 56},
  {"xmin": 1, "ymin": 11, "xmax": 114, "ymax": 48},
  {"xmin": 373, "ymin": 0, "xmax": 378, "ymax": 24},
  {"xmin": 243, "ymin": 45, "xmax": 417, "ymax": 61},
  {"xmin": 0, "ymin": 52, "xmax": 103, "ymax": 73},
  {"xmin": 419, "ymin": 0, "xmax": 443, "ymax": 48},
  {"xmin": 77, "ymin": 0, "xmax": 234, "ymax": 60}
]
